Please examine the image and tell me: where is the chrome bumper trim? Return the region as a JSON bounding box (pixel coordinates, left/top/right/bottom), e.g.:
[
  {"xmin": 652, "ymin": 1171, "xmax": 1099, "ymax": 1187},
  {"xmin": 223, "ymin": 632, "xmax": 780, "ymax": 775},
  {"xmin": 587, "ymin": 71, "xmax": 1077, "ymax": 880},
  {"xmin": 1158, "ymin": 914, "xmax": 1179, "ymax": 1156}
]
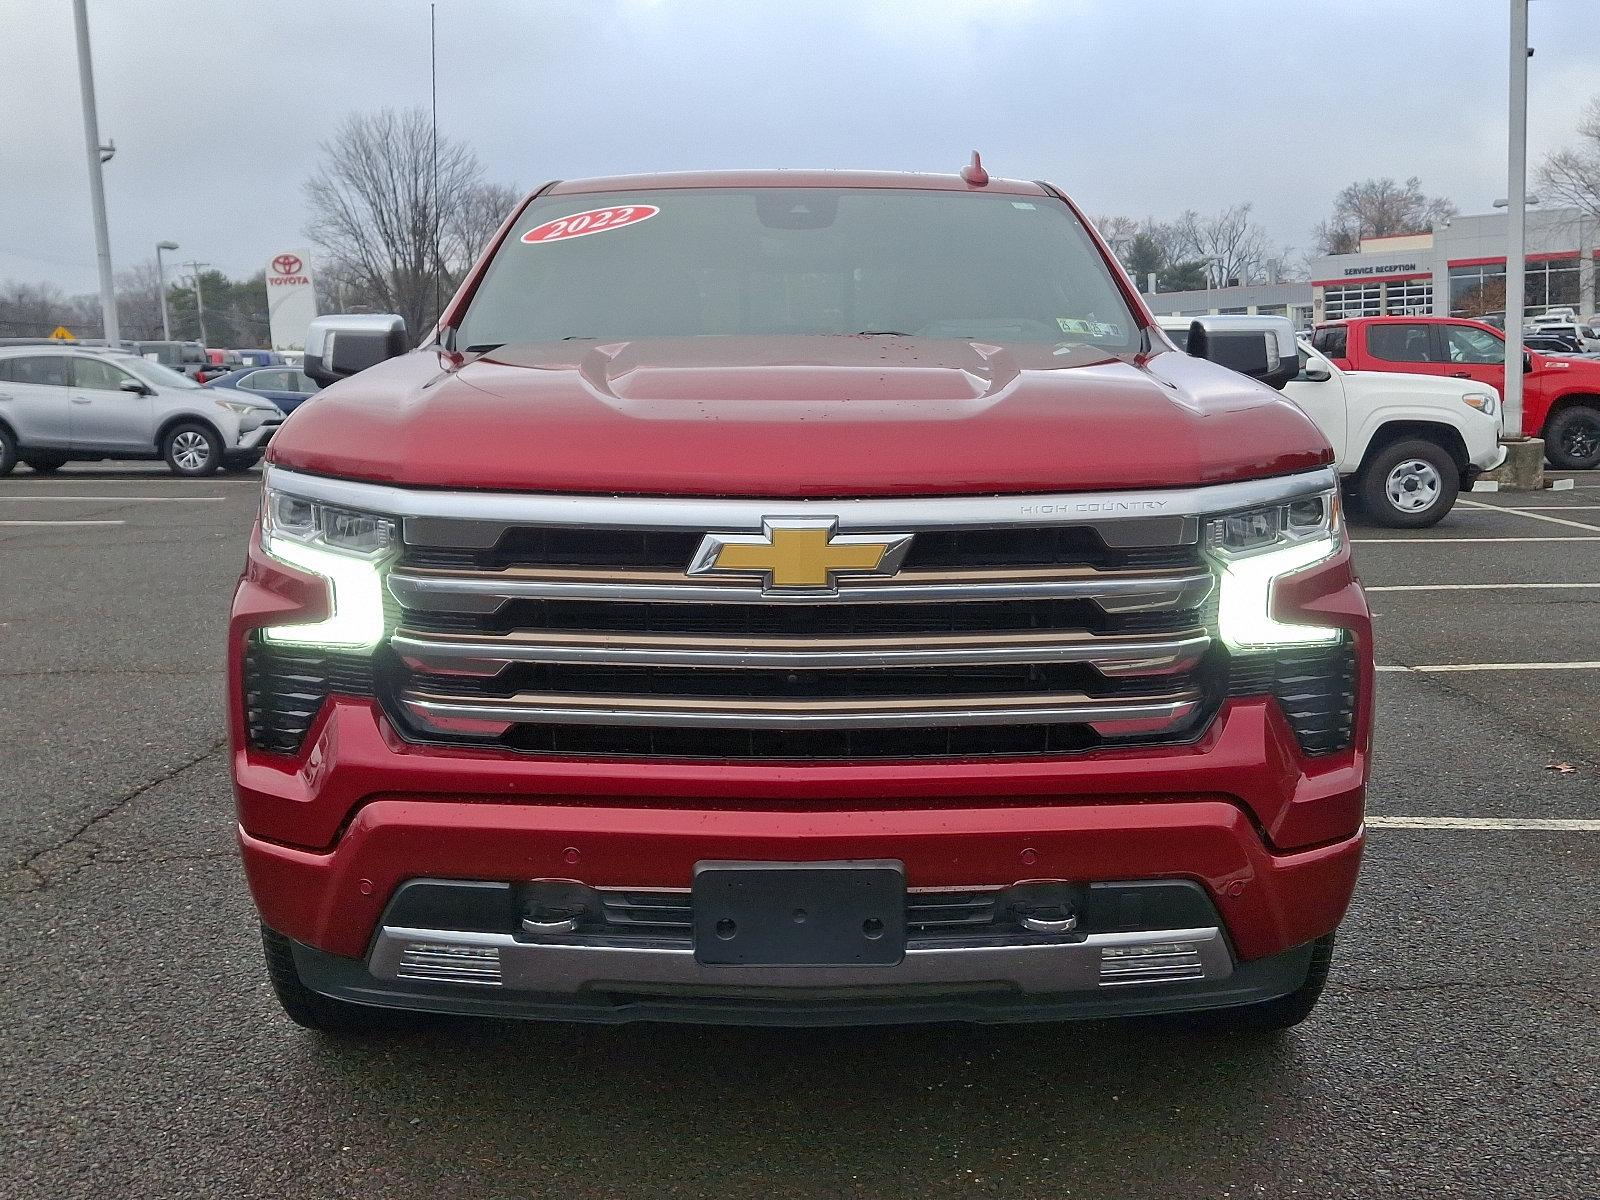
[
  {"xmin": 398, "ymin": 689, "xmax": 1203, "ymax": 731},
  {"xmin": 385, "ymin": 566, "xmax": 1215, "ymax": 614},
  {"xmin": 369, "ymin": 925, "xmax": 1233, "ymax": 994},
  {"xmin": 389, "ymin": 629, "xmax": 1213, "ymax": 676}
]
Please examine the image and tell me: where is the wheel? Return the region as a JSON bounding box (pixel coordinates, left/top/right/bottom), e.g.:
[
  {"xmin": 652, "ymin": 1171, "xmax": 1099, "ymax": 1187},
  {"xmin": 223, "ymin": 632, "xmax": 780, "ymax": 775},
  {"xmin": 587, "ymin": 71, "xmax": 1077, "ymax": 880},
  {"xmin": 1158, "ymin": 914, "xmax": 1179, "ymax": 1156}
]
[
  {"xmin": 1544, "ymin": 404, "xmax": 1600, "ymax": 470},
  {"xmin": 1356, "ymin": 439, "xmax": 1459, "ymax": 528},
  {"xmin": 21, "ymin": 453, "xmax": 67, "ymax": 473},
  {"xmin": 0, "ymin": 427, "xmax": 16, "ymax": 476},
  {"xmin": 260, "ymin": 925, "xmax": 412, "ymax": 1035},
  {"xmin": 221, "ymin": 454, "xmax": 262, "ymax": 474},
  {"xmin": 1178, "ymin": 934, "xmax": 1335, "ymax": 1034},
  {"xmin": 161, "ymin": 422, "xmax": 222, "ymax": 476}
]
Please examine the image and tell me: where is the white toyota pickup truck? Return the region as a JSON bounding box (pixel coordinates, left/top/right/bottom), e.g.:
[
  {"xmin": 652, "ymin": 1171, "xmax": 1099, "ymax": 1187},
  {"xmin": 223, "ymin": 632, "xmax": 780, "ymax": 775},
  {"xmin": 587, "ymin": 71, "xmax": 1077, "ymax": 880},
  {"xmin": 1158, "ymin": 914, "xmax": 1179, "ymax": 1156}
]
[{"xmin": 1160, "ymin": 318, "xmax": 1505, "ymax": 526}]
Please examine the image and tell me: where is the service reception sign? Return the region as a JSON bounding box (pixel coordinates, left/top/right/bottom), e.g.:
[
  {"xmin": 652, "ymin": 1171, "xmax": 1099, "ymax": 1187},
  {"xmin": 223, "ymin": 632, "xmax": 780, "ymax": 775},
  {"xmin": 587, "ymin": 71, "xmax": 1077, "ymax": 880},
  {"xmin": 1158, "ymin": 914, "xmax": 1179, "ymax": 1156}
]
[{"xmin": 265, "ymin": 249, "xmax": 318, "ymax": 350}]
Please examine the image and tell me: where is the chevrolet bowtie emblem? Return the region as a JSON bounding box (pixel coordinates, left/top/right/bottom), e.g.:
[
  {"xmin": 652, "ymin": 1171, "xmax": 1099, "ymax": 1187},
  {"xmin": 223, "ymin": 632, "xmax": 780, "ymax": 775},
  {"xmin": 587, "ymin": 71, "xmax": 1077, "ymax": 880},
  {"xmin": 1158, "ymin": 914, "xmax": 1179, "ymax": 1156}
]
[{"xmin": 688, "ymin": 520, "xmax": 914, "ymax": 592}]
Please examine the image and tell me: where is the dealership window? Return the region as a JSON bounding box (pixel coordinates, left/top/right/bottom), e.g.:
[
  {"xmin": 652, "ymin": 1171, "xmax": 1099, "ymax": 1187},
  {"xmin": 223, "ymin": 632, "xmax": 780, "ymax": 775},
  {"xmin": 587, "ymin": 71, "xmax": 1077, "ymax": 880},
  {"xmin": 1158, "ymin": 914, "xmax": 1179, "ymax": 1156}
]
[
  {"xmin": 1384, "ymin": 279, "xmax": 1433, "ymax": 315},
  {"xmin": 1322, "ymin": 283, "xmax": 1382, "ymax": 320},
  {"xmin": 1528, "ymin": 257, "xmax": 1580, "ymax": 313},
  {"xmin": 1450, "ymin": 257, "xmax": 1580, "ymax": 319}
]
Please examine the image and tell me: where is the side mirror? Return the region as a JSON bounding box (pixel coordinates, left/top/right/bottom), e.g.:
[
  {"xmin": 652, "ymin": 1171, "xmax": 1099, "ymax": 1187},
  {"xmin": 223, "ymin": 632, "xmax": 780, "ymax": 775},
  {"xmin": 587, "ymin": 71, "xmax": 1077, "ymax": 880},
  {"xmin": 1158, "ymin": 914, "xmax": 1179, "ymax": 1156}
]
[
  {"xmin": 1186, "ymin": 315, "xmax": 1299, "ymax": 391},
  {"xmin": 119, "ymin": 378, "xmax": 152, "ymax": 395},
  {"xmin": 1301, "ymin": 361, "xmax": 1333, "ymax": 383},
  {"xmin": 1523, "ymin": 351, "xmax": 1534, "ymax": 373},
  {"xmin": 303, "ymin": 314, "xmax": 408, "ymax": 386}
]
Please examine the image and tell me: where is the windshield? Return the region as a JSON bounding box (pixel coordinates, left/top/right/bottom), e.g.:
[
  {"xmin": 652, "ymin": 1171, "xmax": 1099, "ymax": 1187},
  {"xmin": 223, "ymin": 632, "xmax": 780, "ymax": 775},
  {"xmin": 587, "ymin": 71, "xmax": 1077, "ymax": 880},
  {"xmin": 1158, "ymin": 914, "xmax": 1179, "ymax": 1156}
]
[
  {"xmin": 124, "ymin": 357, "xmax": 201, "ymax": 389},
  {"xmin": 457, "ymin": 188, "xmax": 1141, "ymax": 353}
]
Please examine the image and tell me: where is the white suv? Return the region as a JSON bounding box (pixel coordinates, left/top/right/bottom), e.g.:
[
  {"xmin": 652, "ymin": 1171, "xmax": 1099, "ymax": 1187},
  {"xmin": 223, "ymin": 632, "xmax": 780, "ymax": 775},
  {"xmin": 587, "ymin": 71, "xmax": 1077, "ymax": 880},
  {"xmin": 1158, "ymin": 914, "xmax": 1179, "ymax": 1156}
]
[{"xmin": 0, "ymin": 346, "xmax": 284, "ymax": 476}]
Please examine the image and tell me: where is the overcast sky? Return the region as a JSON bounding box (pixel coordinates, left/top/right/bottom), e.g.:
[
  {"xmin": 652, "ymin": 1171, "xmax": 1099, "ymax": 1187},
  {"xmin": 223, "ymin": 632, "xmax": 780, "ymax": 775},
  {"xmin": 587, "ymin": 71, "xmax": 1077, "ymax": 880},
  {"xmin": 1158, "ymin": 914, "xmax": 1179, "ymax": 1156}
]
[{"xmin": 2, "ymin": 0, "xmax": 1595, "ymax": 294}]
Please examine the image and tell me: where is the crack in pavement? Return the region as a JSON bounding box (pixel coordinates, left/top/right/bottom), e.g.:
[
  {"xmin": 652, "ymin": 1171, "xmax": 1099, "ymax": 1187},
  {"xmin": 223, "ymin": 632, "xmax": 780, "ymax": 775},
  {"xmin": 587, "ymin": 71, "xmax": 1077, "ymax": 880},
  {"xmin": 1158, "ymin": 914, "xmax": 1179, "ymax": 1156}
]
[{"xmin": 3, "ymin": 736, "xmax": 230, "ymax": 894}]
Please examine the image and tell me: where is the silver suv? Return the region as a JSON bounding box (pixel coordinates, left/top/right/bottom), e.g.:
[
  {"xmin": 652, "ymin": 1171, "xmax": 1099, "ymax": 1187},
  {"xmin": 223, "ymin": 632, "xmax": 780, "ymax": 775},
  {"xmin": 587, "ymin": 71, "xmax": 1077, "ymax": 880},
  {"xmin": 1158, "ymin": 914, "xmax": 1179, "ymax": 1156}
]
[{"xmin": 0, "ymin": 346, "xmax": 284, "ymax": 476}]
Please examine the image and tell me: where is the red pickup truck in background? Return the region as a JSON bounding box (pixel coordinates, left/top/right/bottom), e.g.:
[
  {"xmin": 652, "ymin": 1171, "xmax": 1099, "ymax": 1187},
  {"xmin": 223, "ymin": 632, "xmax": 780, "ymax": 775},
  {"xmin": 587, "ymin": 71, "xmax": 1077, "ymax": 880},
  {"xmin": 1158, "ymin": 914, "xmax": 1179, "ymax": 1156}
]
[{"xmin": 1311, "ymin": 316, "xmax": 1600, "ymax": 469}]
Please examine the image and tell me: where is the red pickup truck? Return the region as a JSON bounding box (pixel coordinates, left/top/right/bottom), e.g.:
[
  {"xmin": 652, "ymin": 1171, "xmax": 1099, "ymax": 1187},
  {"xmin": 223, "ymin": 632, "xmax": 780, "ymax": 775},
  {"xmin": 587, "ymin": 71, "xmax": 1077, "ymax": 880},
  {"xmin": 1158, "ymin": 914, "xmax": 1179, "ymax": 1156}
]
[
  {"xmin": 231, "ymin": 169, "xmax": 1370, "ymax": 1036},
  {"xmin": 1312, "ymin": 315, "xmax": 1600, "ymax": 469}
]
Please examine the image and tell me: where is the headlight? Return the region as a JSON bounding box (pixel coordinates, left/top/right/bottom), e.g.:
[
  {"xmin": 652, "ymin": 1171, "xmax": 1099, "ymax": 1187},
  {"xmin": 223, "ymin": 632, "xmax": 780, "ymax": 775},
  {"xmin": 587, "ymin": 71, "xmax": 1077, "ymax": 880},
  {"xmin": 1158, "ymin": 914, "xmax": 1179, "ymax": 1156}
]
[
  {"xmin": 1205, "ymin": 488, "xmax": 1344, "ymax": 650},
  {"xmin": 259, "ymin": 486, "xmax": 396, "ymax": 648},
  {"xmin": 1462, "ymin": 392, "xmax": 1497, "ymax": 416},
  {"xmin": 213, "ymin": 398, "xmax": 259, "ymax": 417}
]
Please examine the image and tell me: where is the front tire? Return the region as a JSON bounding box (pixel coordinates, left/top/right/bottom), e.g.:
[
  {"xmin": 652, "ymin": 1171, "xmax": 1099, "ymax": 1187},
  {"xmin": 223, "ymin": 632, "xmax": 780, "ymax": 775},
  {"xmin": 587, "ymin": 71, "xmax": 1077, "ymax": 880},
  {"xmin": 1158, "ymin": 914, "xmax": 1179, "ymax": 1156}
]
[
  {"xmin": 1357, "ymin": 439, "xmax": 1459, "ymax": 527},
  {"xmin": 1544, "ymin": 404, "xmax": 1600, "ymax": 470},
  {"xmin": 260, "ymin": 926, "xmax": 411, "ymax": 1035},
  {"xmin": 162, "ymin": 422, "xmax": 222, "ymax": 476},
  {"xmin": 0, "ymin": 427, "xmax": 17, "ymax": 476}
]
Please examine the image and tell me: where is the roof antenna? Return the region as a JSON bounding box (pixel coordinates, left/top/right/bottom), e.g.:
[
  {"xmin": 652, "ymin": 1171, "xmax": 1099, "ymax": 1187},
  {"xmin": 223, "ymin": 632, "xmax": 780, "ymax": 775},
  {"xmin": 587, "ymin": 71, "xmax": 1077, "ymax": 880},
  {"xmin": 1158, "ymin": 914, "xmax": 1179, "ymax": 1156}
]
[{"xmin": 961, "ymin": 150, "xmax": 989, "ymax": 187}]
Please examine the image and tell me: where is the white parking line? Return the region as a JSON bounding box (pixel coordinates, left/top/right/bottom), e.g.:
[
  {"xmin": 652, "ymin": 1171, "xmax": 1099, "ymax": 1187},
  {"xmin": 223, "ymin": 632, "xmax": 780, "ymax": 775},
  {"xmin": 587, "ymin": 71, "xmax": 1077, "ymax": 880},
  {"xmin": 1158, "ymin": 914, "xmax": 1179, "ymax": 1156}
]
[
  {"xmin": 0, "ymin": 495, "xmax": 226, "ymax": 503},
  {"xmin": 0, "ymin": 519, "xmax": 125, "ymax": 527},
  {"xmin": 1367, "ymin": 583, "xmax": 1600, "ymax": 592},
  {"xmin": 1458, "ymin": 499, "xmax": 1600, "ymax": 533},
  {"xmin": 1378, "ymin": 661, "xmax": 1600, "ymax": 673},
  {"xmin": 1353, "ymin": 536, "xmax": 1600, "ymax": 543},
  {"xmin": 1479, "ymin": 505, "xmax": 1600, "ymax": 511},
  {"xmin": 1368, "ymin": 816, "xmax": 1600, "ymax": 831}
]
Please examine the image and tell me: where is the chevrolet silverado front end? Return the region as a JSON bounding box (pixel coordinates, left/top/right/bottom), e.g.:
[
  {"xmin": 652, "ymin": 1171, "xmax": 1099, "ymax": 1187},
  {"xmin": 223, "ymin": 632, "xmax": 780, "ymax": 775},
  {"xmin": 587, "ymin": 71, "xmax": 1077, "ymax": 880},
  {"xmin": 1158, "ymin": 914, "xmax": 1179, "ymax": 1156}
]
[{"xmin": 232, "ymin": 169, "xmax": 1370, "ymax": 1033}]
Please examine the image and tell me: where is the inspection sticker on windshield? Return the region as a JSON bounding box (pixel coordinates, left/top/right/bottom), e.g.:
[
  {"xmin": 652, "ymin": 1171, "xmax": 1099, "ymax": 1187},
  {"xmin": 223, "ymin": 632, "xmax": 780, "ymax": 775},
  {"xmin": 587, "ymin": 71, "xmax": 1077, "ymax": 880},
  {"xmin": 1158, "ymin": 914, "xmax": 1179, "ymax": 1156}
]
[
  {"xmin": 521, "ymin": 204, "xmax": 660, "ymax": 245},
  {"xmin": 1058, "ymin": 317, "xmax": 1124, "ymax": 339}
]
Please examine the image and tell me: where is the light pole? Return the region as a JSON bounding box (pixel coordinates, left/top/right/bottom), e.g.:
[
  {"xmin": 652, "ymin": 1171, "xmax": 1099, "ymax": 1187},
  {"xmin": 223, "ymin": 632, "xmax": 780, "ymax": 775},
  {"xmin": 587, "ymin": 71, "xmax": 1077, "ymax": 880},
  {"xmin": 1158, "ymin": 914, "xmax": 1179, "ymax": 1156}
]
[
  {"xmin": 182, "ymin": 261, "xmax": 211, "ymax": 347},
  {"xmin": 1504, "ymin": 0, "xmax": 1530, "ymax": 439},
  {"xmin": 155, "ymin": 241, "xmax": 178, "ymax": 341},
  {"xmin": 71, "ymin": 0, "xmax": 119, "ymax": 343}
]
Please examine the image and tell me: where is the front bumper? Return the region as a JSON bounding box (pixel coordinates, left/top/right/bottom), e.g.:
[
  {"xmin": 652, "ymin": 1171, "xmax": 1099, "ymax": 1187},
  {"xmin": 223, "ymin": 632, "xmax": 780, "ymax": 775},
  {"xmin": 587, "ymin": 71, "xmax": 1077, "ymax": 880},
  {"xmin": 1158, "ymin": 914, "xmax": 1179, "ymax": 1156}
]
[
  {"xmin": 283, "ymin": 919, "xmax": 1325, "ymax": 1026},
  {"xmin": 235, "ymin": 421, "xmax": 282, "ymax": 450}
]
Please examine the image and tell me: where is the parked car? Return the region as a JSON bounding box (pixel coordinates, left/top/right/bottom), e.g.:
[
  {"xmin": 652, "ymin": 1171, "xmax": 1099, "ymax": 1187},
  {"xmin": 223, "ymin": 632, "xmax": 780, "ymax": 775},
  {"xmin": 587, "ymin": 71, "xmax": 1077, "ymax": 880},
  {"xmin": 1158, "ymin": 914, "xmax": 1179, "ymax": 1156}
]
[
  {"xmin": 131, "ymin": 339, "xmax": 209, "ymax": 374},
  {"xmin": 237, "ymin": 349, "xmax": 284, "ymax": 368},
  {"xmin": 0, "ymin": 345, "xmax": 283, "ymax": 475},
  {"xmin": 234, "ymin": 168, "xmax": 1371, "ymax": 1037},
  {"xmin": 1312, "ymin": 316, "xmax": 1600, "ymax": 469},
  {"xmin": 1161, "ymin": 318, "xmax": 1503, "ymax": 526},
  {"xmin": 204, "ymin": 366, "xmax": 321, "ymax": 413},
  {"xmin": 1523, "ymin": 332, "xmax": 1583, "ymax": 355}
]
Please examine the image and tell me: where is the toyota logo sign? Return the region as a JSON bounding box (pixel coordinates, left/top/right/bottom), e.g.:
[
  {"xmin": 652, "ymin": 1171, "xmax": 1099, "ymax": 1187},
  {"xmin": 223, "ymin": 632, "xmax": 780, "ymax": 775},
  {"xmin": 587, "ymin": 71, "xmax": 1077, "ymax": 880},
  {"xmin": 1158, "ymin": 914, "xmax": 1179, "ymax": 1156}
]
[{"xmin": 272, "ymin": 253, "xmax": 303, "ymax": 276}]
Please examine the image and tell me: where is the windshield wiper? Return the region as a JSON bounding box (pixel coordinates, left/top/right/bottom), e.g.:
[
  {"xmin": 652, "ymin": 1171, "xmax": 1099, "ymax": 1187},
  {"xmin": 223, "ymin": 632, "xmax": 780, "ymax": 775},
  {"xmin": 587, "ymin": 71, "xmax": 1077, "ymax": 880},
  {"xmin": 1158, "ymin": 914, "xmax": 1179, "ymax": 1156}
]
[
  {"xmin": 465, "ymin": 343, "xmax": 504, "ymax": 353},
  {"xmin": 851, "ymin": 330, "xmax": 915, "ymax": 337}
]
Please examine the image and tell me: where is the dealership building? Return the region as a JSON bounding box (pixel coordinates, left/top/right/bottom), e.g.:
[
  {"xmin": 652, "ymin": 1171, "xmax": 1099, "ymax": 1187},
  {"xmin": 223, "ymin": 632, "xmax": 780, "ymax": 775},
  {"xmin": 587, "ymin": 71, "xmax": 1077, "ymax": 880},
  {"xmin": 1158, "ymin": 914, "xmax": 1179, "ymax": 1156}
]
[{"xmin": 1142, "ymin": 205, "xmax": 1598, "ymax": 329}]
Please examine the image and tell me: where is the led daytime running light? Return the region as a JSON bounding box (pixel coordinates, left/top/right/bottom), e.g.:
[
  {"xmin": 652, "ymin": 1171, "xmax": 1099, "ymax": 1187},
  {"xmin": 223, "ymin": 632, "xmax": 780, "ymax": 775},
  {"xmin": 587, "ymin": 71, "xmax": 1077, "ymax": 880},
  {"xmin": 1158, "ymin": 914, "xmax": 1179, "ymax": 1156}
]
[{"xmin": 260, "ymin": 533, "xmax": 388, "ymax": 649}]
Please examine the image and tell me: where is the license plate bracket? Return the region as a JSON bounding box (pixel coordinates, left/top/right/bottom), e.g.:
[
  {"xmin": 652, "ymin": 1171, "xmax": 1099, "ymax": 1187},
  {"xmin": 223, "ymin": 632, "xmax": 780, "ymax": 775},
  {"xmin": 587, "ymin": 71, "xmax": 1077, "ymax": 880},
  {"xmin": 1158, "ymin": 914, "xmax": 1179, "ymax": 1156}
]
[{"xmin": 692, "ymin": 860, "xmax": 906, "ymax": 966}]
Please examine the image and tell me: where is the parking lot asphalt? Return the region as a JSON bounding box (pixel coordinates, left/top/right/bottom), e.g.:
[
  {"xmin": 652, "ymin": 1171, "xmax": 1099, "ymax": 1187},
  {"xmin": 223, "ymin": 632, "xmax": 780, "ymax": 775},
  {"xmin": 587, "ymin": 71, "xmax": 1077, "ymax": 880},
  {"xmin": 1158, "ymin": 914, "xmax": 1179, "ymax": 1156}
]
[{"xmin": 1, "ymin": 465, "xmax": 1595, "ymax": 1200}]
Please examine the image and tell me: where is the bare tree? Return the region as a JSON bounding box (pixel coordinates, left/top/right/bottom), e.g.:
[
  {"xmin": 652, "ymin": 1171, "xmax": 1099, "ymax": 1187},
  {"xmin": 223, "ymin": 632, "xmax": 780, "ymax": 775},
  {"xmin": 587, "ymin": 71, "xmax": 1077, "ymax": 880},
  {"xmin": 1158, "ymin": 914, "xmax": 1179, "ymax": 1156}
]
[
  {"xmin": 1313, "ymin": 177, "xmax": 1457, "ymax": 255},
  {"xmin": 304, "ymin": 108, "xmax": 516, "ymax": 337},
  {"xmin": 1174, "ymin": 204, "xmax": 1270, "ymax": 287},
  {"xmin": 1092, "ymin": 214, "xmax": 1141, "ymax": 262},
  {"xmin": 114, "ymin": 260, "xmax": 166, "ymax": 341},
  {"xmin": 450, "ymin": 182, "xmax": 523, "ymax": 269},
  {"xmin": 1537, "ymin": 95, "xmax": 1600, "ymax": 225}
]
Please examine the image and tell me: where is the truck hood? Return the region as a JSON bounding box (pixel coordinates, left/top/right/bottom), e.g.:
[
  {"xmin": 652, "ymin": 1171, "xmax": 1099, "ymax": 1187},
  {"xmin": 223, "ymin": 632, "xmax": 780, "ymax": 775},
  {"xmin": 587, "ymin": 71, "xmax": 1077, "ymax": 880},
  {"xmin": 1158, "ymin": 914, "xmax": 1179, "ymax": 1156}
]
[
  {"xmin": 1344, "ymin": 369, "xmax": 1492, "ymax": 400},
  {"xmin": 268, "ymin": 336, "xmax": 1330, "ymax": 496}
]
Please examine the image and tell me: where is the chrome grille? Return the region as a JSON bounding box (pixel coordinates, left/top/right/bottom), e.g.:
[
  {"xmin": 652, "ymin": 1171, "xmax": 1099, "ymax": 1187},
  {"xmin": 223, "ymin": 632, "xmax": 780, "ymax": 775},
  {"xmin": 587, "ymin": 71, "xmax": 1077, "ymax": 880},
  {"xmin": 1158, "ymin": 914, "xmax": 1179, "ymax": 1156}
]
[{"xmin": 377, "ymin": 493, "xmax": 1225, "ymax": 759}]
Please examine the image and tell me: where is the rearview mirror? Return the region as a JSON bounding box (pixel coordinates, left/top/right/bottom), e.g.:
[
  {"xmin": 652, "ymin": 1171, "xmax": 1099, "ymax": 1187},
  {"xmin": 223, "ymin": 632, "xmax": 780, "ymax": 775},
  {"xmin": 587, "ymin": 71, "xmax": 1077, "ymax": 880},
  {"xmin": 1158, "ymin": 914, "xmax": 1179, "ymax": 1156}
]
[
  {"xmin": 303, "ymin": 314, "xmax": 408, "ymax": 386},
  {"xmin": 119, "ymin": 378, "xmax": 151, "ymax": 395},
  {"xmin": 1185, "ymin": 315, "xmax": 1299, "ymax": 391},
  {"xmin": 1301, "ymin": 360, "xmax": 1332, "ymax": 383}
]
